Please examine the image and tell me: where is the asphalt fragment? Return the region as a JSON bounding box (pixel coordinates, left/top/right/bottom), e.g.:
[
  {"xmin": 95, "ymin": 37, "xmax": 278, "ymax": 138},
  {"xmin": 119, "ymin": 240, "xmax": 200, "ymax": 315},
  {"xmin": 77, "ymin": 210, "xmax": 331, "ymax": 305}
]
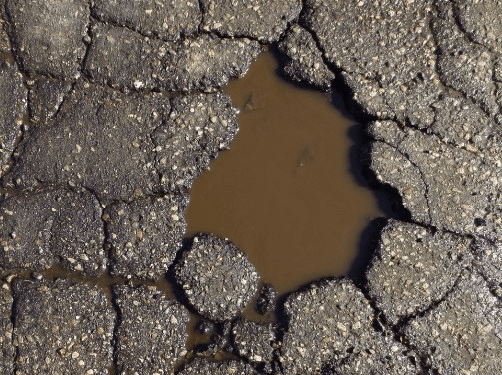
[
  {"xmin": 4, "ymin": 83, "xmax": 238, "ymax": 204},
  {"xmin": 13, "ymin": 278, "xmax": 115, "ymax": 374},
  {"xmin": 365, "ymin": 219, "xmax": 473, "ymax": 325},
  {"xmin": 91, "ymin": 0, "xmax": 201, "ymax": 42},
  {"xmin": 28, "ymin": 78, "xmax": 73, "ymax": 125},
  {"xmin": 200, "ymin": 0, "xmax": 302, "ymax": 43},
  {"xmin": 85, "ymin": 23, "xmax": 262, "ymax": 93},
  {"xmin": 255, "ymin": 283, "xmax": 278, "ymax": 316},
  {"xmin": 105, "ymin": 194, "xmax": 188, "ymax": 280},
  {"xmin": 368, "ymin": 120, "xmax": 502, "ymax": 241},
  {"xmin": 0, "ymin": 188, "xmax": 105, "ymax": 276},
  {"xmin": 277, "ymin": 24, "xmax": 335, "ymax": 90},
  {"xmin": 453, "ymin": 0, "xmax": 502, "ymax": 55},
  {"xmin": 5, "ymin": 0, "xmax": 89, "ymax": 79},
  {"xmin": 433, "ymin": 1, "xmax": 498, "ymax": 115},
  {"xmin": 231, "ymin": 319, "xmax": 275, "ymax": 371},
  {"xmin": 113, "ymin": 284, "xmax": 190, "ymax": 374},
  {"xmin": 175, "ymin": 234, "xmax": 260, "ymax": 322},
  {"xmin": 279, "ymin": 278, "xmax": 375, "ymax": 374},
  {"xmin": 301, "ymin": 0, "xmax": 440, "ymax": 126}
]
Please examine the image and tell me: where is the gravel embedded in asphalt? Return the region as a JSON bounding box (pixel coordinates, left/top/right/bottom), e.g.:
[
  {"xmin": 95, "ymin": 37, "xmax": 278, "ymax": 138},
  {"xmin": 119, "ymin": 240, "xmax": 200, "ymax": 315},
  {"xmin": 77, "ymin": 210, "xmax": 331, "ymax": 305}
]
[{"xmin": 175, "ymin": 234, "xmax": 260, "ymax": 322}]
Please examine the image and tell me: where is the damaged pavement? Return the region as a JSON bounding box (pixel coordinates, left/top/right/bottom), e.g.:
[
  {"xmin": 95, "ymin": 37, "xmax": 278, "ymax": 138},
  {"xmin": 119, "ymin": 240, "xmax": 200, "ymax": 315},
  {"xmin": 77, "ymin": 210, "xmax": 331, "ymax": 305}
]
[{"xmin": 0, "ymin": 0, "xmax": 502, "ymax": 373}]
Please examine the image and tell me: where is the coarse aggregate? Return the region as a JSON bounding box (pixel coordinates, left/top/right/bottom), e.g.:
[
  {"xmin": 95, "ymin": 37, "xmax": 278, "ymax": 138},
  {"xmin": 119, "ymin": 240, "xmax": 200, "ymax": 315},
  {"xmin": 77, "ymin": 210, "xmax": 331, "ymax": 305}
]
[
  {"xmin": 277, "ymin": 24, "xmax": 335, "ymax": 90},
  {"xmin": 177, "ymin": 357, "xmax": 257, "ymax": 374},
  {"xmin": 175, "ymin": 233, "xmax": 260, "ymax": 322},
  {"xmin": 12, "ymin": 278, "xmax": 115, "ymax": 374},
  {"xmin": 105, "ymin": 194, "xmax": 188, "ymax": 280},
  {"xmin": 200, "ymin": 0, "xmax": 302, "ymax": 43},
  {"xmin": 231, "ymin": 319, "xmax": 275, "ymax": 370},
  {"xmin": 0, "ymin": 188, "xmax": 105, "ymax": 276},
  {"xmin": 113, "ymin": 284, "xmax": 190, "ymax": 374}
]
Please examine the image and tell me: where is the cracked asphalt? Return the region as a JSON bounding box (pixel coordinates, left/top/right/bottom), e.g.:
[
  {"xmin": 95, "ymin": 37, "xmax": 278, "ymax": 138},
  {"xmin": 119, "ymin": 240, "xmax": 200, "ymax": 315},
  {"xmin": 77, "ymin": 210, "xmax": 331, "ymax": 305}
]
[{"xmin": 0, "ymin": 0, "xmax": 501, "ymax": 374}]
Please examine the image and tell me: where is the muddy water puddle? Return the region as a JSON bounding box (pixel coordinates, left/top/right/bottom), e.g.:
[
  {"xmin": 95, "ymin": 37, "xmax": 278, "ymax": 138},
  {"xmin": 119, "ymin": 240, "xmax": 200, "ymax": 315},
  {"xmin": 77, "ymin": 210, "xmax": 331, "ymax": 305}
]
[{"xmin": 186, "ymin": 51, "xmax": 381, "ymax": 294}]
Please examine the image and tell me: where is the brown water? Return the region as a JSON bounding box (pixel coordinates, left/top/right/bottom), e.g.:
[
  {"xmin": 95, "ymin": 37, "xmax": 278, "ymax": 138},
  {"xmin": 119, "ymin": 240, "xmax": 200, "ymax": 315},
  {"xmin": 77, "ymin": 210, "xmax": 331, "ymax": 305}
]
[{"xmin": 186, "ymin": 51, "xmax": 381, "ymax": 294}]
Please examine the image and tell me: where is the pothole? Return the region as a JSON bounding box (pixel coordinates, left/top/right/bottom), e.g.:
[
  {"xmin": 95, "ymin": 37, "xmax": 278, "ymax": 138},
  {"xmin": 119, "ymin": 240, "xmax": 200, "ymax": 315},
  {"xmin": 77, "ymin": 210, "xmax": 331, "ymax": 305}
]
[{"xmin": 186, "ymin": 50, "xmax": 382, "ymax": 294}]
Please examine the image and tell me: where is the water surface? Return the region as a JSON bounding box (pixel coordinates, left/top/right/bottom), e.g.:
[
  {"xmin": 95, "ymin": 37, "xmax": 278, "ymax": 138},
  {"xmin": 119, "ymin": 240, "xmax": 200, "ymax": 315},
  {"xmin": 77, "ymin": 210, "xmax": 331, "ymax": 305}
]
[{"xmin": 186, "ymin": 51, "xmax": 381, "ymax": 294}]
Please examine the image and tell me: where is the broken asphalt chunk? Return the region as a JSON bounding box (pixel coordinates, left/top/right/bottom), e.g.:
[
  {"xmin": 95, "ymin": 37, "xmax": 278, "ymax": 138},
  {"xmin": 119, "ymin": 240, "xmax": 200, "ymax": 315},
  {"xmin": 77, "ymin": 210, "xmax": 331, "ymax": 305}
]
[
  {"xmin": 279, "ymin": 278, "xmax": 375, "ymax": 374},
  {"xmin": 85, "ymin": 23, "xmax": 261, "ymax": 92},
  {"xmin": 278, "ymin": 24, "xmax": 335, "ymax": 90},
  {"xmin": 0, "ymin": 188, "xmax": 105, "ymax": 276},
  {"xmin": 365, "ymin": 219, "xmax": 472, "ymax": 325},
  {"xmin": 4, "ymin": 83, "xmax": 238, "ymax": 204},
  {"xmin": 175, "ymin": 234, "xmax": 259, "ymax": 322},
  {"xmin": 113, "ymin": 284, "xmax": 190, "ymax": 374},
  {"xmin": 5, "ymin": 0, "xmax": 89, "ymax": 79},
  {"xmin": 13, "ymin": 278, "xmax": 115, "ymax": 374},
  {"xmin": 105, "ymin": 194, "xmax": 188, "ymax": 280}
]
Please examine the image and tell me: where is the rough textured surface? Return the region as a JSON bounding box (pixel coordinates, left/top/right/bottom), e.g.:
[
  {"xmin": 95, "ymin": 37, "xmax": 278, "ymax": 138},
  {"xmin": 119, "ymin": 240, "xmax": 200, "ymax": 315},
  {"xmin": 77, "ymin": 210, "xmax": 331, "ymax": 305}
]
[
  {"xmin": 28, "ymin": 78, "xmax": 73, "ymax": 125},
  {"xmin": 366, "ymin": 219, "xmax": 472, "ymax": 325},
  {"xmin": 91, "ymin": 0, "xmax": 201, "ymax": 42},
  {"xmin": 105, "ymin": 194, "xmax": 188, "ymax": 280},
  {"xmin": 472, "ymin": 238, "xmax": 502, "ymax": 289},
  {"xmin": 0, "ymin": 60, "xmax": 26, "ymax": 174},
  {"xmin": 200, "ymin": 0, "xmax": 302, "ymax": 42},
  {"xmin": 433, "ymin": 2, "xmax": 498, "ymax": 115},
  {"xmin": 402, "ymin": 273, "xmax": 502, "ymax": 374},
  {"xmin": 13, "ymin": 279, "xmax": 115, "ymax": 374},
  {"xmin": 114, "ymin": 284, "xmax": 190, "ymax": 374},
  {"xmin": 175, "ymin": 234, "xmax": 260, "ymax": 322},
  {"xmin": 0, "ymin": 17, "xmax": 10, "ymax": 52},
  {"xmin": 152, "ymin": 93, "xmax": 239, "ymax": 192},
  {"xmin": 177, "ymin": 357, "xmax": 257, "ymax": 374},
  {"xmin": 231, "ymin": 319, "xmax": 275, "ymax": 369},
  {"xmin": 454, "ymin": 0, "xmax": 502, "ymax": 54},
  {"xmin": 280, "ymin": 278, "xmax": 375, "ymax": 374},
  {"xmin": 324, "ymin": 335, "xmax": 418, "ymax": 375},
  {"xmin": 0, "ymin": 283, "xmax": 14, "ymax": 374},
  {"xmin": 0, "ymin": 188, "xmax": 105, "ymax": 275},
  {"xmin": 426, "ymin": 94, "xmax": 501, "ymax": 159},
  {"xmin": 368, "ymin": 120, "xmax": 502, "ymax": 241},
  {"xmin": 256, "ymin": 283, "xmax": 277, "ymax": 315},
  {"xmin": 4, "ymin": 82, "xmax": 170, "ymax": 204},
  {"xmin": 4, "ymin": 85, "xmax": 238, "ymax": 204},
  {"xmin": 301, "ymin": 0, "xmax": 440, "ymax": 126},
  {"xmin": 86, "ymin": 23, "xmax": 262, "ymax": 93},
  {"xmin": 5, "ymin": 0, "xmax": 89, "ymax": 79},
  {"xmin": 278, "ymin": 24, "xmax": 335, "ymax": 90}
]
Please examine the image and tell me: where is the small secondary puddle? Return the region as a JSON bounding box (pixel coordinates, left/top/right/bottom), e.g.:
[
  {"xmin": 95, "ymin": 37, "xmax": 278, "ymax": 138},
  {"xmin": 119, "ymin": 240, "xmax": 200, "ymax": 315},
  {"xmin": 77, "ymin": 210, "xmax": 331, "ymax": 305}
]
[{"xmin": 186, "ymin": 51, "xmax": 381, "ymax": 294}]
